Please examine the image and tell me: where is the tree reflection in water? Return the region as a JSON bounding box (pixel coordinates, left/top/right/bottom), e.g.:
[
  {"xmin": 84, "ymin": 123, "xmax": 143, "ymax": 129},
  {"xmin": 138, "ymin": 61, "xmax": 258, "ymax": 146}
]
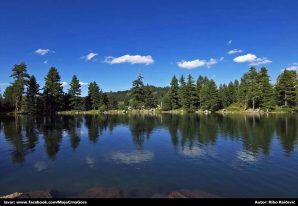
[{"xmin": 0, "ymin": 114, "xmax": 297, "ymax": 164}]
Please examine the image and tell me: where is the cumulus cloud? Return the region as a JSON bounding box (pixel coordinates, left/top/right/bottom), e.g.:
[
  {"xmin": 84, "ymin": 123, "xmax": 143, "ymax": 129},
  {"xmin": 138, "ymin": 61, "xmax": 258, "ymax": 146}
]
[
  {"xmin": 34, "ymin": 48, "xmax": 54, "ymax": 56},
  {"xmin": 233, "ymin": 53, "xmax": 257, "ymax": 63},
  {"xmin": 177, "ymin": 59, "xmax": 205, "ymax": 69},
  {"xmin": 43, "ymin": 60, "xmax": 48, "ymax": 64},
  {"xmin": 219, "ymin": 57, "xmax": 224, "ymax": 61},
  {"xmin": 233, "ymin": 53, "xmax": 272, "ymax": 66},
  {"xmin": 105, "ymin": 54, "xmax": 154, "ymax": 65},
  {"xmin": 79, "ymin": 81, "xmax": 89, "ymax": 86},
  {"xmin": 81, "ymin": 52, "xmax": 98, "ymax": 61},
  {"xmin": 228, "ymin": 49, "xmax": 243, "ymax": 55},
  {"xmin": 110, "ymin": 151, "xmax": 154, "ymax": 164},
  {"xmin": 177, "ymin": 58, "xmax": 218, "ymax": 69},
  {"xmin": 227, "ymin": 40, "xmax": 232, "ymax": 45},
  {"xmin": 61, "ymin": 81, "xmax": 68, "ymax": 87}
]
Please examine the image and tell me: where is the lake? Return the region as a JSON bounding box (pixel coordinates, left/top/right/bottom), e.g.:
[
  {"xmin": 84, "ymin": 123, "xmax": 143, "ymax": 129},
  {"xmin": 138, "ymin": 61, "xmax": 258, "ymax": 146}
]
[{"xmin": 0, "ymin": 114, "xmax": 297, "ymax": 198}]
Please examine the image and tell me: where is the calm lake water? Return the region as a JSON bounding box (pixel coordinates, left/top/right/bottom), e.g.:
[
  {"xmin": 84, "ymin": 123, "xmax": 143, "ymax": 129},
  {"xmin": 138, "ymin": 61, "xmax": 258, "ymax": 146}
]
[{"xmin": 0, "ymin": 114, "xmax": 297, "ymax": 198}]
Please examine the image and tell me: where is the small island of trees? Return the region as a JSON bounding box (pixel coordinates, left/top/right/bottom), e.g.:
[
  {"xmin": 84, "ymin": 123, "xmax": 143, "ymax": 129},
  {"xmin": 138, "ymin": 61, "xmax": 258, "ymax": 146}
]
[{"xmin": 0, "ymin": 62, "xmax": 297, "ymax": 115}]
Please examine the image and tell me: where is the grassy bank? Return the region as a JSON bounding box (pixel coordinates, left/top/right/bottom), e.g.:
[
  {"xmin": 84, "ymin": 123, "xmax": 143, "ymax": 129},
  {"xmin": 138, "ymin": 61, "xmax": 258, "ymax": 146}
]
[{"xmin": 216, "ymin": 103, "xmax": 297, "ymax": 114}]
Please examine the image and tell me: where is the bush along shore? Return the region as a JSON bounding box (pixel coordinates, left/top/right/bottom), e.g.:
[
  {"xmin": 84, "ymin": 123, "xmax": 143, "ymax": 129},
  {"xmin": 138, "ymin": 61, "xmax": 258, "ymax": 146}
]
[{"xmin": 0, "ymin": 62, "xmax": 297, "ymax": 115}]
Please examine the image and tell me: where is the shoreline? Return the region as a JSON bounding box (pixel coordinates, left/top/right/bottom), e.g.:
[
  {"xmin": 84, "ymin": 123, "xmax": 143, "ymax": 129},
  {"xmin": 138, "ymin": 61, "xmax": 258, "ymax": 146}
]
[
  {"xmin": 57, "ymin": 109, "xmax": 296, "ymax": 115},
  {"xmin": 1, "ymin": 108, "xmax": 296, "ymax": 116}
]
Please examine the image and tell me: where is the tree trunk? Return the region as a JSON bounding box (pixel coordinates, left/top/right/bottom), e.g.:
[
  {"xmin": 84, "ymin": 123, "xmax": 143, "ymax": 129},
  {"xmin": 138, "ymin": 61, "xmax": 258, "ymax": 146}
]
[
  {"xmin": 15, "ymin": 95, "xmax": 21, "ymax": 114},
  {"xmin": 252, "ymin": 98, "xmax": 255, "ymax": 110},
  {"xmin": 285, "ymin": 93, "xmax": 287, "ymax": 107}
]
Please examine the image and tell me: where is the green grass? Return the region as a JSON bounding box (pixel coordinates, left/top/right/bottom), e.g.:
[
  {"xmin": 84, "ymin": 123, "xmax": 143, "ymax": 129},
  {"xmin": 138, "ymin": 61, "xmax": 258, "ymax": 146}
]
[
  {"xmin": 271, "ymin": 106, "xmax": 295, "ymax": 113},
  {"xmin": 226, "ymin": 103, "xmax": 244, "ymax": 112},
  {"xmin": 217, "ymin": 103, "xmax": 244, "ymax": 113}
]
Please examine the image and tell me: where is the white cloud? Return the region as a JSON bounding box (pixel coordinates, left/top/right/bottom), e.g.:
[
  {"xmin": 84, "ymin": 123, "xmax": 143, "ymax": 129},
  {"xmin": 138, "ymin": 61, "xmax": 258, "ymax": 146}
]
[
  {"xmin": 228, "ymin": 49, "xmax": 243, "ymax": 55},
  {"xmin": 34, "ymin": 48, "xmax": 54, "ymax": 56},
  {"xmin": 61, "ymin": 82, "xmax": 68, "ymax": 87},
  {"xmin": 105, "ymin": 54, "xmax": 154, "ymax": 65},
  {"xmin": 234, "ymin": 53, "xmax": 272, "ymax": 66},
  {"xmin": 227, "ymin": 40, "xmax": 232, "ymax": 45},
  {"xmin": 43, "ymin": 60, "xmax": 48, "ymax": 64},
  {"xmin": 233, "ymin": 53, "xmax": 257, "ymax": 63},
  {"xmin": 293, "ymin": 62, "xmax": 298, "ymax": 65},
  {"xmin": 81, "ymin": 52, "xmax": 98, "ymax": 61},
  {"xmin": 219, "ymin": 57, "xmax": 224, "ymax": 61},
  {"xmin": 177, "ymin": 58, "xmax": 218, "ymax": 69},
  {"xmin": 178, "ymin": 59, "xmax": 205, "ymax": 69},
  {"xmin": 79, "ymin": 81, "xmax": 89, "ymax": 86},
  {"xmin": 285, "ymin": 65, "xmax": 298, "ymax": 71},
  {"xmin": 249, "ymin": 57, "xmax": 272, "ymax": 66}
]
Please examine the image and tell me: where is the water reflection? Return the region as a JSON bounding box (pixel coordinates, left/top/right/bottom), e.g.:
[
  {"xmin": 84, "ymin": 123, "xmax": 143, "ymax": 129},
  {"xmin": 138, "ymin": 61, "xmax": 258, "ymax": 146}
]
[
  {"xmin": 0, "ymin": 114, "xmax": 297, "ymax": 164},
  {"xmin": 34, "ymin": 161, "xmax": 48, "ymax": 172},
  {"xmin": 110, "ymin": 151, "xmax": 154, "ymax": 164}
]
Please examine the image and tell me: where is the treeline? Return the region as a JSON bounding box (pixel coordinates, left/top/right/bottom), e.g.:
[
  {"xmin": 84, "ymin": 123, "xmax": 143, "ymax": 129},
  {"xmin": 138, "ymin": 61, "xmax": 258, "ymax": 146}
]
[
  {"xmin": 162, "ymin": 67, "xmax": 298, "ymax": 112},
  {"xmin": 0, "ymin": 63, "xmax": 297, "ymax": 114},
  {"xmin": 0, "ymin": 63, "xmax": 167, "ymax": 114}
]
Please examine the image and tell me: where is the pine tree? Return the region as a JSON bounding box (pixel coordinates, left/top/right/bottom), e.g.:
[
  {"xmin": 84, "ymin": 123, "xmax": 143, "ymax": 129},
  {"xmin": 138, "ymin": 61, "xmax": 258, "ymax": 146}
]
[
  {"xmin": 43, "ymin": 67, "xmax": 64, "ymax": 114},
  {"xmin": 200, "ymin": 77, "xmax": 210, "ymax": 110},
  {"xmin": 101, "ymin": 93, "xmax": 109, "ymax": 110},
  {"xmin": 227, "ymin": 81, "xmax": 236, "ymax": 103},
  {"xmin": 185, "ymin": 74, "xmax": 197, "ymax": 112},
  {"xmin": 144, "ymin": 85, "xmax": 158, "ymax": 109},
  {"xmin": 247, "ymin": 67, "xmax": 261, "ymax": 110},
  {"xmin": 200, "ymin": 78, "xmax": 220, "ymax": 111},
  {"xmin": 178, "ymin": 75, "xmax": 187, "ymax": 109},
  {"xmin": 24, "ymin": 75, "xmax": 40, "ymax": 114},
  {"xmin": 239, "ymin": 73, "xmax": 250, "ymax": 109},
  {"xmin": 3, "ymin": 85, "xmax": 15, "ymax": 111},
  {"xmin": 276, "ymin": 70, "xmax": 297, "ymax": 107},
  {"xmin": 10, "ymin": 63, "xmax": 29, "ymax": 113},
  {"xmin": 258, "ymin": 67, "xmax": 275, "ymax": 110},
  {"xmin": 207, "ymin": 80, "xmax": 220, "ymax": 111},
  {"xmin": 107, "ymin": 92, "xmax": 118, "ymax": 109},
  {"xmin": 161, "ymin": 93, "xmax": 172, "ymax": 111},
  {"xmin": 87, "ymin": 81, "xmax": 102, "ymax": 110},
  {"xmin": 68, "ymin": 75, "xmax": 82, "ymax": 110},
  {"xmin": 239, "ymin": 67, "xmax": 261, "ymax": 110},
  {"xmin": 130, "ymin": 74, "xmax": 145, "ymax": 109},
  {"xmin": 234, "ymin": 80, "xmax": 240, "ymax": 102},
  {"xmin": 168, "ymin": 75, "xmax": 180, "ymax": 110},
  {"xmin": 218, "ymin": 84, "xmax": 229, "ymax": 108},
  {"xmin": 196, "ymin": 76, "xmax": 205, "ymax": 108}
]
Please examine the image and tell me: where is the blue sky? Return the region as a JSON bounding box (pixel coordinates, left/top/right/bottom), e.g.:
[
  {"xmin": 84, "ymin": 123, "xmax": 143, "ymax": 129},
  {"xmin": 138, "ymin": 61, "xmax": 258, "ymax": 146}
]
[{"xmin": 1, "ymin": 0, "xmax": 298, "ymax": 96}]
